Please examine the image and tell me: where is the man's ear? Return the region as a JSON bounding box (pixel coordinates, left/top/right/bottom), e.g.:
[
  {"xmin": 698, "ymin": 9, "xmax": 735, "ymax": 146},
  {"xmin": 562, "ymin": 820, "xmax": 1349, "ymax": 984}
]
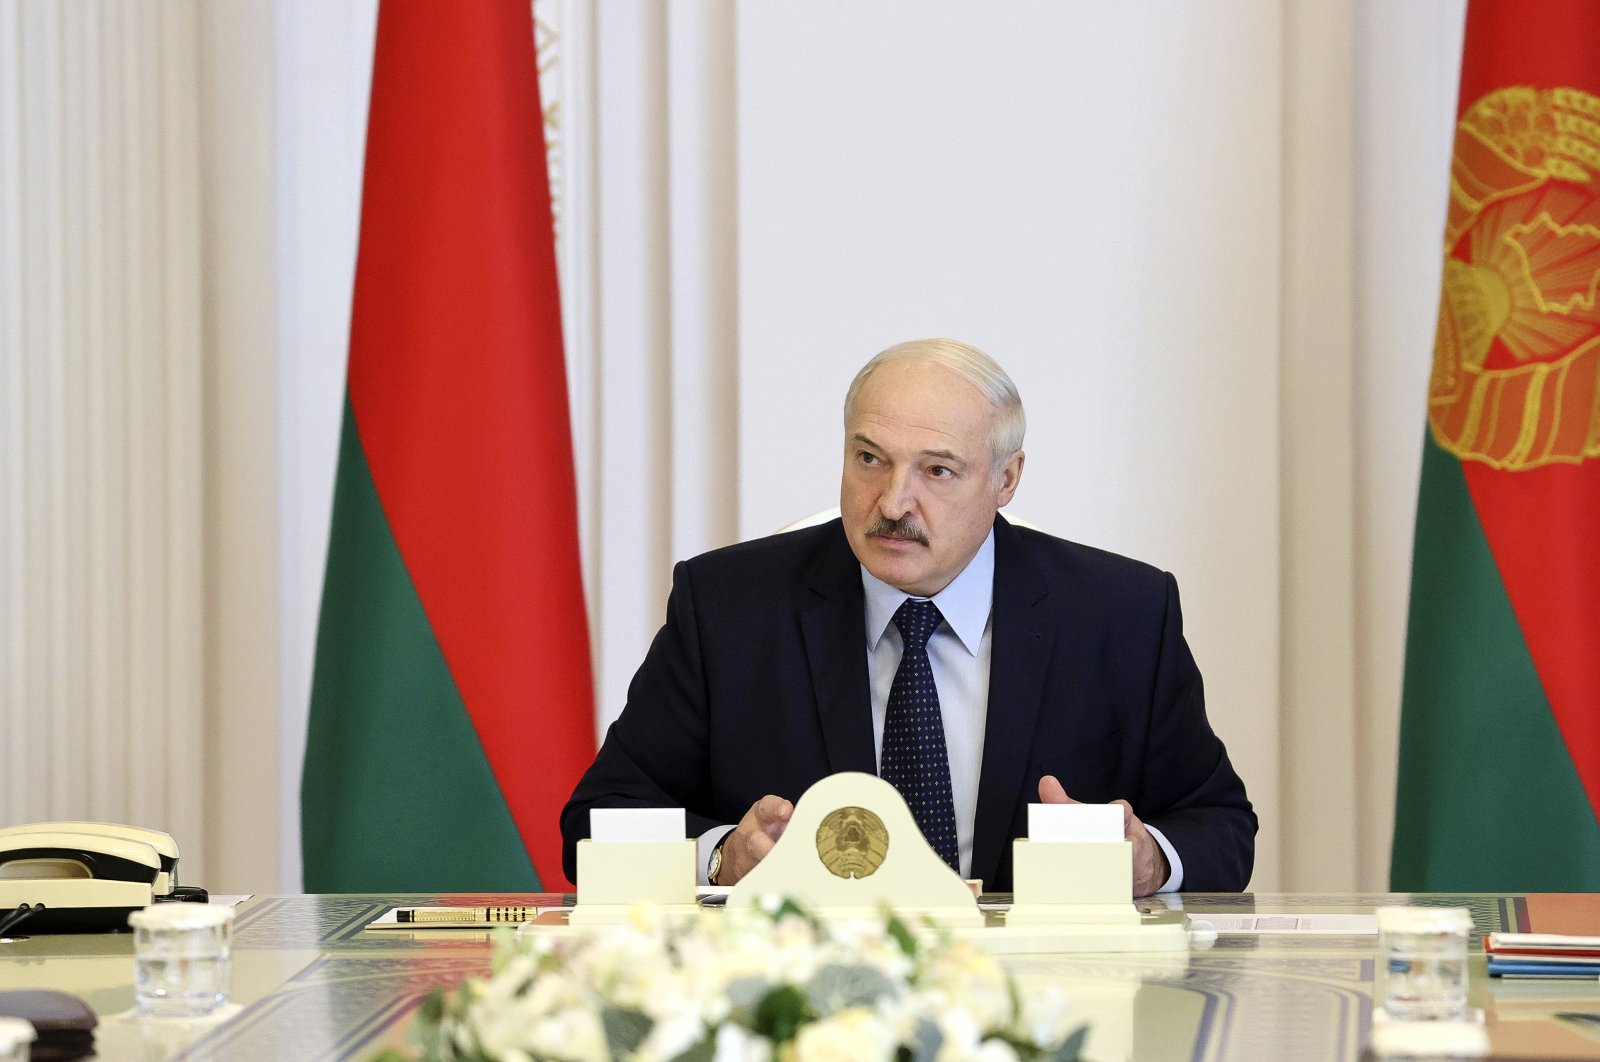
[{"xmin": 996, "ymin": 450, "xmax": 1025, "ymax": 506}]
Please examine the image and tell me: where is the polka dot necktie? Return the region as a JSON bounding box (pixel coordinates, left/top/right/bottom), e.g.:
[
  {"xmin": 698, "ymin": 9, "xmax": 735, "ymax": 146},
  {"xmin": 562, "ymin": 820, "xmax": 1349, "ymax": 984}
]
[{"xmin": 880, "ymin": 598, "xmax": 960, "ymax": 872}]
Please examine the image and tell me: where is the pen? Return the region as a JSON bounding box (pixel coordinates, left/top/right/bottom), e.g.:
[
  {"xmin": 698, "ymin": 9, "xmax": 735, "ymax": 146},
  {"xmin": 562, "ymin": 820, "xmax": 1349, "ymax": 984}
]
[{"xmin": 396, "ymin": 906, "xmax": 538, "ymax": 924}]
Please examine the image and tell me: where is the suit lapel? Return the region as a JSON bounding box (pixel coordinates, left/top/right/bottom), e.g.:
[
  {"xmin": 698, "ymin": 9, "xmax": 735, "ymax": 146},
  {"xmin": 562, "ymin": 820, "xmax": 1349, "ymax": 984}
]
[
  {"xmin": 970, "ymin": 517, "xmax": 1058, "ymax": 887},
  {"xmin": 799, "ymin": 523, "xmax": 876, "ymax": 775}
]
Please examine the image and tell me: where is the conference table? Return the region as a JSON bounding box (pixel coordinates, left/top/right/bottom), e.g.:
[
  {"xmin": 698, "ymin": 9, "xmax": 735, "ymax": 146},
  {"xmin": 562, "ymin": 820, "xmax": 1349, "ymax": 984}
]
[{"xmin": 2, "ymin": 892, "xmax": 1598, "ymax": 1060}]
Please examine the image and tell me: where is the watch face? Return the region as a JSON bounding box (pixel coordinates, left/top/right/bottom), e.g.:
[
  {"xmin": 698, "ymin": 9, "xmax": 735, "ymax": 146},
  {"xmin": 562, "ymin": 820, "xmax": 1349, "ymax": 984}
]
[{"xmin": 708, "ymin": 848, "xmax": 722, "ymax": 883}]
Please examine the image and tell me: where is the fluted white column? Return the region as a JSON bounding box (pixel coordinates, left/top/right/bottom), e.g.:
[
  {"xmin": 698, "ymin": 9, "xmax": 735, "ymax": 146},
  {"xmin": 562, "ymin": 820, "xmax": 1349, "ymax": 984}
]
[
  {"xmin": 0, "ymin": 1, "xmax": 206, "ymax": 879},
  {"xmin": 586, "ymin": 0, "xmax": 743, "ymax": 736}
]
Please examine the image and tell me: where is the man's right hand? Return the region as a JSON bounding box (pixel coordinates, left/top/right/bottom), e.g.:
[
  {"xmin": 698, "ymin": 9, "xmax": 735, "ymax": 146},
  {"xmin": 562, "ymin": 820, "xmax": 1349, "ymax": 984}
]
[
  {"xmin": 1039, "ymin": 774, "xmax": 1169, "ymax": 897},
  {"xmin": 713, "ymin": 795, "xmax": 793, "ymax": 885}
]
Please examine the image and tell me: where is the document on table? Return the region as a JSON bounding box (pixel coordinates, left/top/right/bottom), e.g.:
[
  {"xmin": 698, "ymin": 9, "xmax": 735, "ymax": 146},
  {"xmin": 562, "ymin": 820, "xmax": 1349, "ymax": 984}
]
[{"xmin": 1201, "ymin": 914, "xmax": 1378, "ymax": 934}]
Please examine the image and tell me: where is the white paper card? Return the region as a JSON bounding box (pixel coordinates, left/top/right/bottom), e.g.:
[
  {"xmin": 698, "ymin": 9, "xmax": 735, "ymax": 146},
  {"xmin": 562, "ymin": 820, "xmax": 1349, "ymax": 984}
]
[
  {"xmin": 590, "ymin": 807, "xmax": 685, "ymax": 843},
  {"xmin": 1027, "ymin": 803, "xmax": 1123, "ymax": 843},
  {"xmin": 1205, "ymin": 914, "xmax": 1378, "ymax": 935}
]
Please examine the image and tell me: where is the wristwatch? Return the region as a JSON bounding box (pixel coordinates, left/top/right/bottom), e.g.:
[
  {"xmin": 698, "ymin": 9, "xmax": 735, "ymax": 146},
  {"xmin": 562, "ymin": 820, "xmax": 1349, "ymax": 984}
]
[{"xmin": 707, "ymin": 833, "xmax": 730, "ymax": 886}]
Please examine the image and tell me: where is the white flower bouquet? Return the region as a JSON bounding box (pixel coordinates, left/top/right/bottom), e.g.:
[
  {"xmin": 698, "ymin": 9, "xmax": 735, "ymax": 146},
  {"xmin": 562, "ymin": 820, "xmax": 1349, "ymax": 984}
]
[{"xmin": 378, "ymin": 899, "xmax": 1086, "ymax": 1062}]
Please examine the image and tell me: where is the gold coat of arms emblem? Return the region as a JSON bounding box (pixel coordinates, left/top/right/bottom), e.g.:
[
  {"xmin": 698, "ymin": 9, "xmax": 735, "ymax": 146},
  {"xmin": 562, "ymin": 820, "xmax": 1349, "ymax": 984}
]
[
  {"xmin": 815, "ymin": 806, "xmax": 890, "ymax": 879},
  {"xmin": 1431, "ymin": 86, "xmax": 1600, "ymax": 470}
]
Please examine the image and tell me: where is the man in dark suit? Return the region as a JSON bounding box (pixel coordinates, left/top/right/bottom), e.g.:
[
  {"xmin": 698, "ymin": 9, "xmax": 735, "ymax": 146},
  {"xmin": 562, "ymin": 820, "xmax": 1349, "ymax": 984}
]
[{"xmin": 562, "ymin": 339, "xmax": 1255, "ymax": 894}]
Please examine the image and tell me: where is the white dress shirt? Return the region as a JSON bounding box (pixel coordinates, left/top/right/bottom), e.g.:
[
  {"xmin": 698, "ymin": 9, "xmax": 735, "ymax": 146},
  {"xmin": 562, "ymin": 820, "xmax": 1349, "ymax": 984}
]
[
  {"xmin": 860, "ymin": 529, "xmax": 995, "ymax": 879},
  {"xmin": 703, "ymin": 528, "xmax": 1183, "ymax": 891}
]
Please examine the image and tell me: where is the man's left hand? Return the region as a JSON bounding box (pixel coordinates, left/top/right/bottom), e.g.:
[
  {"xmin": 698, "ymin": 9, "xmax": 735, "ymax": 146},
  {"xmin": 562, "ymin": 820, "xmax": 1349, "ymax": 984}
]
[{"xmin": 1038, "ymin": 774, "xmax": 1170, "ymax": 897}]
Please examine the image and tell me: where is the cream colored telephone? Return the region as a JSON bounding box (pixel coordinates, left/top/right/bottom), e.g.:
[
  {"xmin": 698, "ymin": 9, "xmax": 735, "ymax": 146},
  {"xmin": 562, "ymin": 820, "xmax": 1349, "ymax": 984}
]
[{"xmin": 0, "ymin": 821, "xmax": 206, "ymax": 935}]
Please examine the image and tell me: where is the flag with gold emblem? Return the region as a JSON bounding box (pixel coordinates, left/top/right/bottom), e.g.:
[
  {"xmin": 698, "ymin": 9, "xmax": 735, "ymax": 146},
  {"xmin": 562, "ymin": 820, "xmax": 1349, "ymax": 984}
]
[{"xmin": 1392, "ymin": 0, "xmax": 1600, "ymax": 890}]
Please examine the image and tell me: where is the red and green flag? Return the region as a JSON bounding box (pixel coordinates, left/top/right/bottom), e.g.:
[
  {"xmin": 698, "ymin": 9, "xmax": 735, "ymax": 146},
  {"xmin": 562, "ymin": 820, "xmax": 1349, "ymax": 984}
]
[
  {"xmin": 1393, "ymin": 0, "xmax": 1600, "ymax": 891},
  {"xmin": 300, "ymin": 0, "xmax": 594, "ymax": 892}
]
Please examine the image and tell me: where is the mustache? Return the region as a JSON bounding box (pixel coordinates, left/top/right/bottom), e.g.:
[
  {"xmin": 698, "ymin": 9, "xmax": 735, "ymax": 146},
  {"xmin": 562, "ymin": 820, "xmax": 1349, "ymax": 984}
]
[{"xmin": 865, "ymin": 516, "xmax": 929, "ymax": 545}]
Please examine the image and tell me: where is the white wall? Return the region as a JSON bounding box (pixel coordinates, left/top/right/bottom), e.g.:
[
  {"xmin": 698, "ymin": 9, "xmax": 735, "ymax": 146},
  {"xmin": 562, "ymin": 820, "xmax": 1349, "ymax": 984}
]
[
  {"xmin": 736, "ymin": 1, "xmax": 1285, "ymax": 881},
  {"xmin": 1352, "ymin": 1, "xmax": 1465, "ymax": 884},
  {"xmin": 271, "ymin": 0, "xmax": 378, "ymax": 909}
]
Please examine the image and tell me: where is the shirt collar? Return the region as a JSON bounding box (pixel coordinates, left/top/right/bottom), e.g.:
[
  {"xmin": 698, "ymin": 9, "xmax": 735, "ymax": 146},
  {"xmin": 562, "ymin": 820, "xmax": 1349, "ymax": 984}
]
[{"xmin": 861, "ymin": 528, "xmax": 995, "ymax": 657}]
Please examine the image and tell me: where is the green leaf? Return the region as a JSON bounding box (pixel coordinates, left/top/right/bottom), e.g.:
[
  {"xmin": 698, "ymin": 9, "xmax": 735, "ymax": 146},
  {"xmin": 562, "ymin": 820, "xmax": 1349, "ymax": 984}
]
[
  {"xmin": 724, "ymin": 975, "xmax": 770, "ymax": 1013},
  {"xmin": 885, "ymin": 912, "xmax": 919, "ymax": 959},
  {"xmin": 1046, "ymin": 1026, "xmax": 1089, "ymax": 1062},
  {"xmin": 417, "ymin": 988, "xmax": 447, "ymax": 1026},
  {"xmin": 768, "ymin": 896, "xmax": 803, "ymax": 920},
  {"xmin": 764, "ymin": 896, "xmax": 823, "ymax": 935},
  {"xmin": 753, "ymin": 984, "xmax": 812, "ymax": 1044},
  {"xmin": 670, "ymin": 1037, "xmax": 717, "ymax": 1062},
  {"xmin": 807, "ymin": 963, "xmax": 898, "ymax": 1012},
  {"xmin": 602, "ymin": 1006, "xmax": 654, "ymax": 1058},
  {"xmin": 906, "ymin": 1017, "xmax": 943, "ymax": 1062}
]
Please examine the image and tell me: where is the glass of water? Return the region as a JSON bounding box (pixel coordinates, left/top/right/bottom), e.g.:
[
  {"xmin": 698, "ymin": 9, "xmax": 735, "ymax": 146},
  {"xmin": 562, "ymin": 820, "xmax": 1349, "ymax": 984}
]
[
  {"xmin": 128, "ymin": 902, "xmax": 234, "ymax": 1018},
  {"xmin": 1376, "ymin": 905, "xmax": 1472, "ymax": 1021}
]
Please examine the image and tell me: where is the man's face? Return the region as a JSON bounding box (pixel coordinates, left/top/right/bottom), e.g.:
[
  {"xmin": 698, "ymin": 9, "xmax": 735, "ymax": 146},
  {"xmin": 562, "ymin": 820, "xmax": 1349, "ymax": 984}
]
[{"xmin": 840, "ymin": 357, "xmax": 1024, "ymax": 596}]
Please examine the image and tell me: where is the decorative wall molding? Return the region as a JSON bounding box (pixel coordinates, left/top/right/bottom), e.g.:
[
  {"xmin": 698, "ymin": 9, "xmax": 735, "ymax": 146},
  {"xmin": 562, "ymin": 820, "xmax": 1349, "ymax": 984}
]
[
  {"xmin": 535, "ymin": 0, "xmax": 603, "ymax": 662},
  {"xmin": 576, "ymin": 1, "xmax": 744, "ymax": 736}
]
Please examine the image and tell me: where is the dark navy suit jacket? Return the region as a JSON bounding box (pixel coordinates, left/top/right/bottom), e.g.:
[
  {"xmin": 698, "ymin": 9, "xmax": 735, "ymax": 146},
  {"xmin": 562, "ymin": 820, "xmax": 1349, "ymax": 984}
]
[{"xmin": 560, "ymin": 516, "xmax": 1256, "ymax": 891}]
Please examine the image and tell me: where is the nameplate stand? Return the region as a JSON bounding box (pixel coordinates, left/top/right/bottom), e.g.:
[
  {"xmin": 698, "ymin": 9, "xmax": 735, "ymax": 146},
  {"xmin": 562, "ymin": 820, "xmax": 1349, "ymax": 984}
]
[{"xmin": 568, "ymin": 839, "xmax": 699, "ymax": 927}]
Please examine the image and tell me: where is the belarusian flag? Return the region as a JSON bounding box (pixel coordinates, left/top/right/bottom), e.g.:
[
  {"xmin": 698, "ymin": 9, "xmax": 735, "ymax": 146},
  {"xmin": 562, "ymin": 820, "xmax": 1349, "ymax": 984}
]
[
  {"xmin": 1392, "ymin": 0, "xmax": 1600, "ymax": 891},
  {"xmin": 300, "ymin": 0, "xmax": 594, "ymax": 892}
]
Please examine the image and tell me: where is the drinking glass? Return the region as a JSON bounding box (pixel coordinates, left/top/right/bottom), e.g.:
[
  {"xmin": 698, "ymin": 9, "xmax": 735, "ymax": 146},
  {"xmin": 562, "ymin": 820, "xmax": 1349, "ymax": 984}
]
[
  {"xmin": 128, "ymin": 902, "xmax": 234, "ymax": 1018},
  {"xmin": 1376, "ymin": 905, "xmax": 1472, "ymax": 1021}
]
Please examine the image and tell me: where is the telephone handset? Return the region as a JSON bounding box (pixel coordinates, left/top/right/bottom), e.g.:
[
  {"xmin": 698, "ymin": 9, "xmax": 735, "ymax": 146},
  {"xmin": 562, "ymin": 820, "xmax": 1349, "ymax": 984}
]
[{"xmin": 0, "ymin": 821, "xmax": 208, "ymax": 935}]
